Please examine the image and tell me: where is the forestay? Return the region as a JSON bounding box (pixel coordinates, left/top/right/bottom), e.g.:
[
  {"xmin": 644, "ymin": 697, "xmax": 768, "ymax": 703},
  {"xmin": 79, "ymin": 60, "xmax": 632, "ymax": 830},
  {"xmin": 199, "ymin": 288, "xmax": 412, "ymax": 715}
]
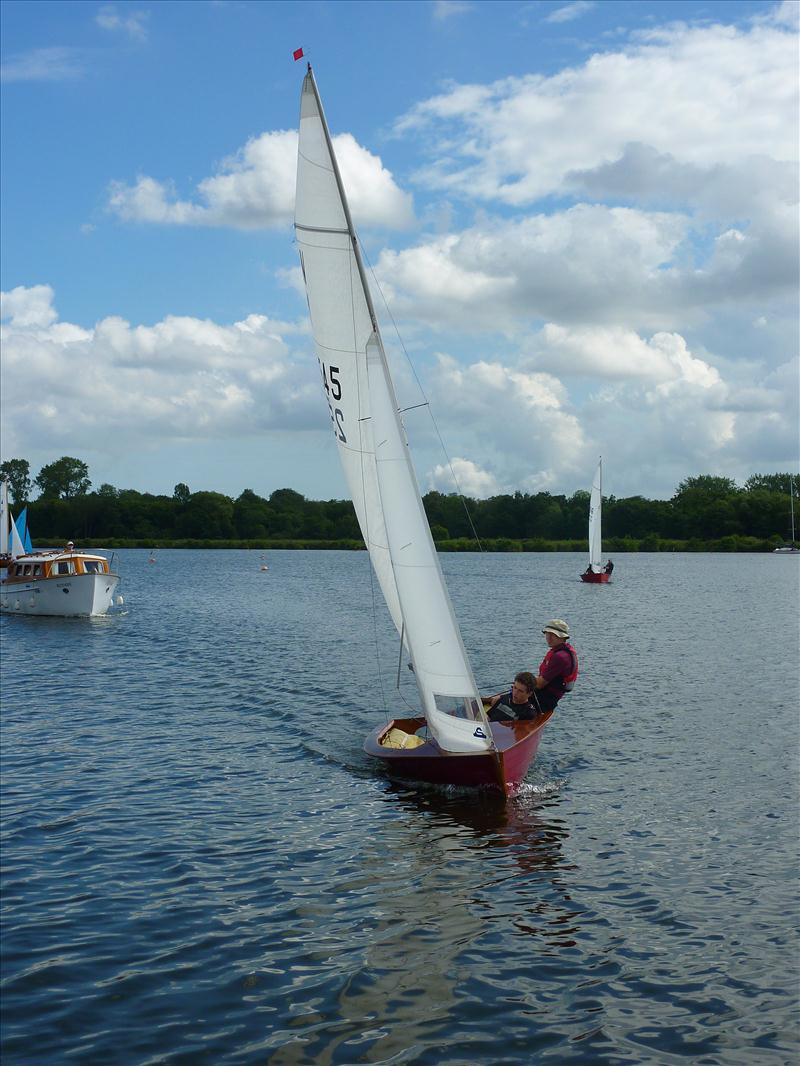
[
  {"xmin": 589, "ymin": 458, "xmax": 603, "ymax": 573},
  {"xmin": 295, "ymin": 68, "xmax": 492, "ymax": 754}
]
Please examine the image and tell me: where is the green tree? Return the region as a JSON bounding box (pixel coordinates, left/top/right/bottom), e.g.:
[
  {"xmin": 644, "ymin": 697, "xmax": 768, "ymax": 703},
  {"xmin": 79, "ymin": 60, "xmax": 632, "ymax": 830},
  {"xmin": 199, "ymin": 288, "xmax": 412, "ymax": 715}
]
[
  {"xmin": 674, "ymin": 475, "xmax": 739, "ymax": 499},
  {"xmin": 606, "ymin": 496, "xmax": 670, "ymax": 539},
  {"xmin": 35, "ymin": 457, "xmax": 91, "ymax": 499},
  {"xmin": 0, "ymin": 458, "xmax": 32, "ymax": 505},
  {"xmin": 176, "ymin": 491, "xmax": 235, "ymax": 539},
  {"xmin": 671, "ymin": 475, "xmax": 741, "ymax": 539},
  {"xmin": 234, "ymin": 489, "xmax": 275, "ymax": 538},
  {"xmin": 173, "ymin": 483, "xmax": 190, "ymax": 504},
  {"xmin": 744, "ymin": 473, "xmax": 794, "ymax": 494}
]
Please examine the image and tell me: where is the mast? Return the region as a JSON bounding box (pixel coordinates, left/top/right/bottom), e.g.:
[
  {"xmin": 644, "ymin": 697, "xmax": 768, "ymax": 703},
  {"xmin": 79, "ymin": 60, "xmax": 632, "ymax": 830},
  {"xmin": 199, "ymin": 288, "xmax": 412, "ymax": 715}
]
[{"xmin": 791, "ymin": 476, "xmax": 796, "ymax": 543}]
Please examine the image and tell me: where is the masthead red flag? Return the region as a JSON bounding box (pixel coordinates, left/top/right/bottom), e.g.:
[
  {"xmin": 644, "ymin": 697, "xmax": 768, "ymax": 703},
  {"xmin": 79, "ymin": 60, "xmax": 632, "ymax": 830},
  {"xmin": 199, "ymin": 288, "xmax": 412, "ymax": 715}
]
[{"xmin": 293, "ymin": 47, "xmax": 304, "ymax": 61}]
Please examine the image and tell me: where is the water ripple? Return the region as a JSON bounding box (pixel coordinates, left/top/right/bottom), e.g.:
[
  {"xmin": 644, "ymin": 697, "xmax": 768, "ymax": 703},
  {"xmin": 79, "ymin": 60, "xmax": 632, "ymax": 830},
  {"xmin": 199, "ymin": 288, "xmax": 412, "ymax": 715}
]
[{"xmin": 2, "ymin": 550, "xmax": 798, "ymax": 1063}]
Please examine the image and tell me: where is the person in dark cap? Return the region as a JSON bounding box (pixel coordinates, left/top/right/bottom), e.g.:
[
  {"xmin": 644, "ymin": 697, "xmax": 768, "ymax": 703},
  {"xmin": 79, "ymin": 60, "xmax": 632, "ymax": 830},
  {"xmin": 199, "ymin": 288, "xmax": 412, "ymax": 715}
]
[{"xmin": 531, "ymin": 619, "xmax": 578, "ymax": 713}]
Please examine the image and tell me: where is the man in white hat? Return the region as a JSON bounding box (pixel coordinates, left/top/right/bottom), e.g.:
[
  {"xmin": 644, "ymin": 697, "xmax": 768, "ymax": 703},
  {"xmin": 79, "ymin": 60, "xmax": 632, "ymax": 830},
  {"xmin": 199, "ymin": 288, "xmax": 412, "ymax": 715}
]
[{"xmin": 531, "ymin": 619, "xmax": 578, "ymax": 713}]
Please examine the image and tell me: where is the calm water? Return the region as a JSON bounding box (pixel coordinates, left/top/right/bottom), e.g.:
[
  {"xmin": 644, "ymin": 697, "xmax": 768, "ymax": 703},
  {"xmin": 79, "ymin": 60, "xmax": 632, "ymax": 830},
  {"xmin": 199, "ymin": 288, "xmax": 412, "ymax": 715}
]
[{"xmin": 1, "ymin": 550, "xmax": 798, "ymax": 1064}]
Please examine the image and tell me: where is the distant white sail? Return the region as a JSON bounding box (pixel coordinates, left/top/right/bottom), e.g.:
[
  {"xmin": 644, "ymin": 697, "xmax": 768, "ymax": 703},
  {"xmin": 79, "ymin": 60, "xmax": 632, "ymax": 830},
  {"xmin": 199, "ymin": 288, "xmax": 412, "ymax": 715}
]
[
  {"xmin": 295, "ymin": 69, "xmax": 492, "ymax": 754},
  {"xmin": 9, "ymin": 515, "xmax": 25, "ymax": 559},
  {"xmin": 588, "ymin": 458, "xmax": 603, "ymax": 572},
  {"xmin": 0, "ymin": 480, "xmax": 8, "ymax": 556}
]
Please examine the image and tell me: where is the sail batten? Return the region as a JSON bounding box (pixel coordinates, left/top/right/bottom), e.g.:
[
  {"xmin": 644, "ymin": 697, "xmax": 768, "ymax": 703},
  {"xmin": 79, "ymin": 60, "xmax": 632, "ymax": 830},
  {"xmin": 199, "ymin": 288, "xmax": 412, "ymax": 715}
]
[{"xmin": 295, "ymin": 67, "xmax": 492, "ymax": 755}]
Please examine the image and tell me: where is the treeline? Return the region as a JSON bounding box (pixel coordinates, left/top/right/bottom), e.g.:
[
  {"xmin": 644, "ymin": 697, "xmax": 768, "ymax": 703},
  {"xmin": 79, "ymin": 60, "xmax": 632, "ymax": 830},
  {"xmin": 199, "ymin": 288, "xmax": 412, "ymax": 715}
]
[{"xmin": 1, "ymin": 457, "xmax": 796, "ymax": 552}]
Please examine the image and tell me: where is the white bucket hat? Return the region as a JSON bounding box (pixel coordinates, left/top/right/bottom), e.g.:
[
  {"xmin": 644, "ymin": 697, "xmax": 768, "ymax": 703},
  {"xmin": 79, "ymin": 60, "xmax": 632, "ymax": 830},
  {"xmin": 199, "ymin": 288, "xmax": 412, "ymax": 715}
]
[{"xmin": 542, "ymin": 619, "xmax": 569, "ymax": 639}]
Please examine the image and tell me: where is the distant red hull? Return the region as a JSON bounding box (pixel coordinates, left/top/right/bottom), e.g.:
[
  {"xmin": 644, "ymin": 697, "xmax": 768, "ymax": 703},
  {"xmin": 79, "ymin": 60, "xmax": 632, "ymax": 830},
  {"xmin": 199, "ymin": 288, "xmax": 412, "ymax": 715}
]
[
  {"xmin": 364, "ymin": 712, "xmax": 552, "ymax": 798},
  {"xmin": 580, "ymin": 571, "xmax": 610, "ymax": 583}
]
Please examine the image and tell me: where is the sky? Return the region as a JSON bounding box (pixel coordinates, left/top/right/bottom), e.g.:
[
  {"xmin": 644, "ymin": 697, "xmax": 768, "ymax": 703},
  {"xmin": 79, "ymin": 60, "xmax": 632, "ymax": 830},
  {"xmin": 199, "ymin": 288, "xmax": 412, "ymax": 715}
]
[{"xmin": 1, "ymin": 0, "xmax": 798, "ymax": 503}]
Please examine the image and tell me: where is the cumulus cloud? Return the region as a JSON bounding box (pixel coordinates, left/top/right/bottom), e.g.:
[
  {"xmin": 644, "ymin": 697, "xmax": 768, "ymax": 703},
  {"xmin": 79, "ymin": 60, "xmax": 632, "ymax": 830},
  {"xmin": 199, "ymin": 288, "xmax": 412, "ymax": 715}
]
[
  {"xmin": 405, "ymin": 319, "xmax": 797, "ymax": 499},
  {"xmin": 373, "ymin": 195, "xmax": 796, "ymax": 336},
  {"xmin": 428, "ymin": 457, "xmax": 498, "ymax": 497},
  {"xmin": 397, "ymin": 15, "xmax": 797, "ymax": 206},
  {"xmin": 109, "ymin": 131, "xmax": 414, "ymax": 230},
  {"xmin": 534, "ymin": 325, "xmax": 722, "ymax": 387},
  {"xmin": 0, "ymin": 285, "xmax": 320, "ymax": 461},
  {"xmin": 421, "ymin": 353, "xmax": 587, "ymax": 490}
]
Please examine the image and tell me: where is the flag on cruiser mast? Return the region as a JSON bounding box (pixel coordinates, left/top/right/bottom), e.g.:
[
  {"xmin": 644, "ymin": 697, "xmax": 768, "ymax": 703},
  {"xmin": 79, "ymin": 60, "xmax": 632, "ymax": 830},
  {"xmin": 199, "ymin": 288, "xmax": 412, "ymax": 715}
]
[{"xmin": 293, "ymin": 47, "xmax": 304, "ymax": 61}]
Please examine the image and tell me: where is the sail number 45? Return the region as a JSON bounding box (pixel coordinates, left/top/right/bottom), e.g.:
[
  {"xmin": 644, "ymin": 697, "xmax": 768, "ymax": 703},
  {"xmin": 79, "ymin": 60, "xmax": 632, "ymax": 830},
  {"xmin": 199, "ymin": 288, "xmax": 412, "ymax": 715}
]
[{"xmin": 320, "ymin": 361, "xmax": 347, "ymax": 443}]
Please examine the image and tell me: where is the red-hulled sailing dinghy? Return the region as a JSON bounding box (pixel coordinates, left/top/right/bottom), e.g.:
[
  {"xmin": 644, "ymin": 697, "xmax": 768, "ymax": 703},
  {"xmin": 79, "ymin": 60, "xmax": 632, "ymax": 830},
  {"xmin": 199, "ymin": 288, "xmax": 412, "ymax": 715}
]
[
  {"xmin": 364, "ymin": 712, "xmax": 553, "ymax": 796},
  {"xmin": 580, "ymin": 457, "xmax": 613, "ymax": 583},
  {"xmin": 295, "ymin": 66, "xmax": 550, "ymax": 797}
]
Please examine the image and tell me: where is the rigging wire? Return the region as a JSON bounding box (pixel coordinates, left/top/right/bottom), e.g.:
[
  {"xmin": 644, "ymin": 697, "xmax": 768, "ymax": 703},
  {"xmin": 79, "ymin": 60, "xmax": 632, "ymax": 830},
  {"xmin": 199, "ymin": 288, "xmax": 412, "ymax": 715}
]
[{"xmin": 359, "ymin": 244, "xmax": 485, "ymax": 553}]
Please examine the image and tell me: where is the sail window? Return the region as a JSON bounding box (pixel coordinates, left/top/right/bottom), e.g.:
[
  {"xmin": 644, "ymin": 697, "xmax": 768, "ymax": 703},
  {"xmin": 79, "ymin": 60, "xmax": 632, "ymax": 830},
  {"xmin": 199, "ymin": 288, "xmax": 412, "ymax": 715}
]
[{"xmin": 433, "ymin": 695, "xmax": 485, "ymax": 722}]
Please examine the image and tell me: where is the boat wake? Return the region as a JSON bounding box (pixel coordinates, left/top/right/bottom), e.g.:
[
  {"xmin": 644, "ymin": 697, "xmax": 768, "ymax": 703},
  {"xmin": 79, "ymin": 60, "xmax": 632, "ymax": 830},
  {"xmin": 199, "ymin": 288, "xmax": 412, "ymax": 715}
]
[{"xmin": 513, "ymin": 778, "xmax": 565, "ymax": 801}]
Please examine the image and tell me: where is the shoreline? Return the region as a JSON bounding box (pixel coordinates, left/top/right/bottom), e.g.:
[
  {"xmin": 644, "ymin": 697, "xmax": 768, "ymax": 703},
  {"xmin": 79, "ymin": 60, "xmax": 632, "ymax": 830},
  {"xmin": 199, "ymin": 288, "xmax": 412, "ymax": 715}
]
[{"xmin": 27, "ymin": 536, "xmax": 789, "ymax": 554}]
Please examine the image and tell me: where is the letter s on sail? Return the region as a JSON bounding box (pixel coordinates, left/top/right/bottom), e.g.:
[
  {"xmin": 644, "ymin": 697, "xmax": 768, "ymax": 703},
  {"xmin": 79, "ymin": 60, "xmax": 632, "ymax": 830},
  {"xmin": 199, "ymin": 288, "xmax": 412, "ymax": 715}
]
[{"xmin": 473, "ymin": 727, "xmax": 487, "ymax": 739}]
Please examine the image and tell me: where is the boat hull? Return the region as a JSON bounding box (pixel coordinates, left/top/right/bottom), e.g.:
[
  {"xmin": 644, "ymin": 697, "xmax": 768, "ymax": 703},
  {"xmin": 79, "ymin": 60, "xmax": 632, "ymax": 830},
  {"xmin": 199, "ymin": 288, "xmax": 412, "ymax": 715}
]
[
  {"xmin": 1, "ymin": 573, "xmax": 120, "ymax": 617},
  {"xmin": 580, "ymin": 571, "xmax": 610, "ymax": 583},
  {"xmin": 364, "ymin": 712, "xmax": 552, "ymax": 797}
]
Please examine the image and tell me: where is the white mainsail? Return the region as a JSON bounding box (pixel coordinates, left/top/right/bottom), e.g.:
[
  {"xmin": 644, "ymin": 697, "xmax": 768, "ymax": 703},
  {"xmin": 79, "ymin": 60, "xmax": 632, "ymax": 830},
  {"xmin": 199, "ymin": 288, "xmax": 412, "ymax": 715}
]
[
  {"xmin": 0, "ymin": 480, "xmax": 8, "ymax": 556},
  {"xmin": 588, "ymin": 458, "xmax": 603, "ymax": 572},
  {"xmin": 295, "ymin": 68, "xmax": 492, "ymax": 754}
]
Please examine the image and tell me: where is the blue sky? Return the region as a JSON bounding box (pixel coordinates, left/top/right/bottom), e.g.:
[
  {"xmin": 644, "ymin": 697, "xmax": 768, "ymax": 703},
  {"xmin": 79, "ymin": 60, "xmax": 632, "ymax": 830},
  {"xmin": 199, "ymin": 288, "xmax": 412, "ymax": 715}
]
[{"xmin": 1, "ymin": 0, "xmax": 797, "ymax": 502}]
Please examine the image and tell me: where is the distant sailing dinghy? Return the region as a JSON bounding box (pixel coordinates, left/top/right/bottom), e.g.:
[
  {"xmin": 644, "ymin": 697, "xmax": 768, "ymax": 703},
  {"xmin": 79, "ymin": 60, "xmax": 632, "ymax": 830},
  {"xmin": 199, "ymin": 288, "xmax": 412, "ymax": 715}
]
[
  {"xmin": 294, "ymin": 66, "xmax": 550, "ymax": 796},
  {"xmin": 580, "ymin": 458, "xmax": 612, "ymax": 583},
  {"xmin": 773, "ymin": 477, "xmax": 799, "ymax": 554}
]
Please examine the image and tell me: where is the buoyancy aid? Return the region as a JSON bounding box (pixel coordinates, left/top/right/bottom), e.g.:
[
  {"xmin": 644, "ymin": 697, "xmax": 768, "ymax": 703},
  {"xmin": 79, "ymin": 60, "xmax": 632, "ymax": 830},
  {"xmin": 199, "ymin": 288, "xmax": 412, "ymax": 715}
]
[{"xmin": 538, "ymin": 642, "xmax": 579, "ymax": 694}]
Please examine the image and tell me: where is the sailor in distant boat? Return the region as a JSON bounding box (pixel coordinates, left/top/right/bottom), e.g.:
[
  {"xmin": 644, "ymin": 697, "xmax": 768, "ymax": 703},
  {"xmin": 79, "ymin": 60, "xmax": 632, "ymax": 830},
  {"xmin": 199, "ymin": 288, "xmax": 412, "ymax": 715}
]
[
  {"xmin": 484, "ymin": 672, "xmax": 538, "ymax": 722},
  {"xmin": 603, "ymin": 559, "xmax": 614, "ymax": 574},
  {"xmin": 532, "ymin": 619, "xmax": 578, "ymax": 713}
]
